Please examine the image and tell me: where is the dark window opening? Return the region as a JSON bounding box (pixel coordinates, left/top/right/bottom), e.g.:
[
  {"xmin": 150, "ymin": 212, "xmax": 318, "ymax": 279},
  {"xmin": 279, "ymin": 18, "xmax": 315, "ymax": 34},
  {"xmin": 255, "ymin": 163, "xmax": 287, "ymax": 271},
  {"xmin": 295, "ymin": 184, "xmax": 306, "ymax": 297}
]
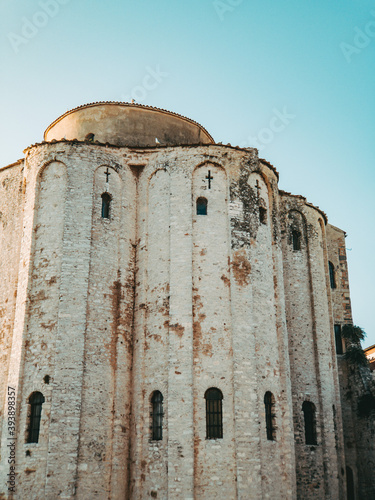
[
  {"xmin": 334, "ymin": 325, "xmax": 343, "ymax": 355},
  {"xmin": 302, "ymin": 401, "xmax": 317, "ymax": 445},
  {"xmin": 43, "ymin": 375, "xmax": 50, "ymax": 384},
  {"xmin": 27, "ymin": 392, "xmax": 45, "ymax": 443},
  {"xmin": 101, "ymin": 193, "xmax": 112, "ymax": 219},
  {"xmin": 259, "ymin": 207, "xmax": 267, "ymax": 225},
  {"xmin": 332, "ymin": 404, "xmax": 337, "ymax": 436},
  {"xmin": 346, "ymin": 466, "xmax": 355, "ymax": 500},
  {"xmin": 329, "ymin": 261, "xmax": 336, "ymax": 289},
  {"xmin": 205, "ymin": 388, "xmax": 223, "ymax": 439},
  {"xmin": 292, "ymin": 230, "xmax": 301, "ymax": 250},
  {"xmin": 85, "ymin": 133, "xmax": 95, "ymax": 142},
  {"xmin": 196, "ymin": 197, "xmax": 208, "ymax": 215},
  {"xmin": 151, "ymin": 391, "xmax": 163, "ymax": 441},
  {"xmin": 264, "ymin": 391, "xmax": 276, "ymax": 441}
]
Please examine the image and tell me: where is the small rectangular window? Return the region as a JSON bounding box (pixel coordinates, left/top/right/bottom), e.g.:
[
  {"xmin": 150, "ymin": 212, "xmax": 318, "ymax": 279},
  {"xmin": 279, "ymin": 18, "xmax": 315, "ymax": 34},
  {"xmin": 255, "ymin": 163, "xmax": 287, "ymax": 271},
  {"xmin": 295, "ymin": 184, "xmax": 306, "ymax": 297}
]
[
  {"xmin": 27, "ymin": 392, "xmax": 45, "ymax": 443},
  {"xmin": 329, "ymin": 262, "xmax": 336, "ymax": 289},
  {"xmin": 302, "ymin": 401, "xmax": 317, "ymax": 445},
  {"xmin": 205, "ymin": 388, "xmax": 223, "ymax": 439},
  {"xmin": 101, "ymin": 193, "xmax": 111, "ymax": 219},
  {"xmin": 196, "ymin": 197, "xmax": 207, "ymax": 215},
  {"xmin": 264, "ymin": 392, "xmax": 276, "ymax": 440},
  {"xmin": 151, "ymin": 391, "xmax": 163, "ymax": 441}
]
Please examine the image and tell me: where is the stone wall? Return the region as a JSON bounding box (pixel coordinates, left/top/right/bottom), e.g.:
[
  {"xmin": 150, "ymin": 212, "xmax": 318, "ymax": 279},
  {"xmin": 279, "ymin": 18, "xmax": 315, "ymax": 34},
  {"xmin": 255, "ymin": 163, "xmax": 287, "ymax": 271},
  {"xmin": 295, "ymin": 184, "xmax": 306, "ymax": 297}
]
[
  {"xmin": 0, "ymin": 139, "xmax": 368, "ymax": 499},
  {"xmin": 327, "ymin": 224, "xmax": 375, "ymax": 500},
  {"xmin": 280, "ymin": 198, "xmax": 345, "ymax": 499},
  {"xmin": 0, "ymin": 160, "xmax": 24, "ymax": 476}
]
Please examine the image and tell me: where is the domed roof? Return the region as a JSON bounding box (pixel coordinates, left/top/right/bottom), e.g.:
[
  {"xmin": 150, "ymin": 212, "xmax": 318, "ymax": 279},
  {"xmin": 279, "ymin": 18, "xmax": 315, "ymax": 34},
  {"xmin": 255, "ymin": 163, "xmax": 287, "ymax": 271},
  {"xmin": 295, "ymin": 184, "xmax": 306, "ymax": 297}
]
[{"xmin": 44, "ymin": 101, "xmax": 214, "ymax": 147}]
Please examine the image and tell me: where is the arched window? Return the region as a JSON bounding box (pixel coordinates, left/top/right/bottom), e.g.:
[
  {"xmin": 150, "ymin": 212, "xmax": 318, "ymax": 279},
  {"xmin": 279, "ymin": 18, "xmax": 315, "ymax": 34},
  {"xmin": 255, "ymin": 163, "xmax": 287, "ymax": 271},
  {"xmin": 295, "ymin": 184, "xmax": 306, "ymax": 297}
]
[
  {"xmin": 329, "ymin": 261, "xmax": 336, "ymax": 289},
  {"xmin": 151, "ymin": 391, "xmax": 163, "ymax": 441},
  {"xmin": 205, "ymin": 388, "xmax": 223, "ymax": 439},
  {"xmin": 302, "ymin": 401, "xmax": 317, "ymax": 445},
  {"xmin": 264, "ymin": 391, "xmax": 276, "ymax": 441},
  {"xmin": 196, "ymin": 197, "xmax": 207, "ymax": 215},
  {"xmin": 334, "ymin": 325, "xmax": 343, "ymax": 355},
  {"xmin": 259, "ymin": 207, "xmax": 267, "ymax": 225},
  {"xmin": 101, "ymin": 193, "xmax": 112, "ymax": 219},
  {"xmin": 27, "ymin": 392, "xmax": 45, "ymax": 443},
  {"xmin": 85, "ymin": 132, "xmax": 95, "ymax": 142},
  {"xmin": 346, "ymin": 466, "xmax": 355, "ymax": 500},
  {"xmin": 292, "ymin": 230, "xmax": 301, "ymax": 250}
]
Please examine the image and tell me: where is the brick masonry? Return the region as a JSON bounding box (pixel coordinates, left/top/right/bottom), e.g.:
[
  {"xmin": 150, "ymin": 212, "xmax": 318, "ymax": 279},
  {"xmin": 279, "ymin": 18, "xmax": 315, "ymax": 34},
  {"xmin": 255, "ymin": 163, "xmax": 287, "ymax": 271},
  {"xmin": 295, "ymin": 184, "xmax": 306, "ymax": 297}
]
[{"xmin": 0, "ymin": 114, "xmax": 374, "ymax": 499}]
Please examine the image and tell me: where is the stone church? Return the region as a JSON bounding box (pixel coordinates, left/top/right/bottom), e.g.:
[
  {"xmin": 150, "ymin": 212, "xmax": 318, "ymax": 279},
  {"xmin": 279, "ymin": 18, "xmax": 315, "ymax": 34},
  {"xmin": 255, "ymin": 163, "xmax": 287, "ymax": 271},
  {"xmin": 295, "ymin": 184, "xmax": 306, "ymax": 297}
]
[{"xmin": 0, "ymin": 102, "xmax": 374, "ymax": 499}]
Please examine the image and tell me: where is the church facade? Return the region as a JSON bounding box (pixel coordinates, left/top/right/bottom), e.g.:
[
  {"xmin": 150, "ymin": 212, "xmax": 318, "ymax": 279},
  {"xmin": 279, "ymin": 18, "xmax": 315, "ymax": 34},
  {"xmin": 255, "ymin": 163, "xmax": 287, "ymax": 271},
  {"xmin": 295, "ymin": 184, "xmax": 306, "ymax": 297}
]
[{"xmin": 0, "ymin": 102, "xmax": 374, "ymax": 499}]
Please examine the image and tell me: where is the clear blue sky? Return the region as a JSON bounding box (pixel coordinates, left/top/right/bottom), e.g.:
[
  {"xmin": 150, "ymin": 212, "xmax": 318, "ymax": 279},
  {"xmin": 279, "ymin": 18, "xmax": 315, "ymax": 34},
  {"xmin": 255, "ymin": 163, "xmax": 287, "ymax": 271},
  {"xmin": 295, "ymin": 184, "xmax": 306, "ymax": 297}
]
[{"xmin": 1, "ymin": 0, "xmax": 374, "ymax": 346}]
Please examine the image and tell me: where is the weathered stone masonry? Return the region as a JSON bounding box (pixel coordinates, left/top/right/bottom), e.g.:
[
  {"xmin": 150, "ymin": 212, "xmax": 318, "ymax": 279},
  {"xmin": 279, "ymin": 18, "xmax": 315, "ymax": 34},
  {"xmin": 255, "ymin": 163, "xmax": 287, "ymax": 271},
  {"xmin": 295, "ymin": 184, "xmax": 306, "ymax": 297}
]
[{"xmin": 0, "ymin": 102, "xmax": 374, "ymax": 499}]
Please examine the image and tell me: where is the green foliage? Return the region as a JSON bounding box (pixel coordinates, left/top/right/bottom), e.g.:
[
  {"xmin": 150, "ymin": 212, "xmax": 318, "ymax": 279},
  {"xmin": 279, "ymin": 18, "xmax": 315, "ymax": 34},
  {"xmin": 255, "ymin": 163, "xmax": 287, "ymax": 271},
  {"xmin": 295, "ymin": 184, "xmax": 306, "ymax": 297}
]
[
  {"xmin": 344, "ymin": 345, "xmax": 369, "ymax": 367},
  {"xmin": 341, "ymin": 324, "xmax": 366, "ymax": 343}
]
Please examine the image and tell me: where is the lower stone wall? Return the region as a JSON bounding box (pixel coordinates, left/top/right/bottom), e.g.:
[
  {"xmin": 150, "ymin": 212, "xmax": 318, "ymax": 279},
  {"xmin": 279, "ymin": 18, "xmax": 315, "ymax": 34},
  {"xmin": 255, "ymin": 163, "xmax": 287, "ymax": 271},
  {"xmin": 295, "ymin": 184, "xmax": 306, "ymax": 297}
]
[
  {"xmin": 327, "ymin": 224, "xmax": 375, "ymax": 499},
  {"xmin": 2, "ymin": 142, "xmax": 374, "ymax": 499},
  {"xmin": 0, "ymin": 161, "xmax": 24, "ymax": 465}
]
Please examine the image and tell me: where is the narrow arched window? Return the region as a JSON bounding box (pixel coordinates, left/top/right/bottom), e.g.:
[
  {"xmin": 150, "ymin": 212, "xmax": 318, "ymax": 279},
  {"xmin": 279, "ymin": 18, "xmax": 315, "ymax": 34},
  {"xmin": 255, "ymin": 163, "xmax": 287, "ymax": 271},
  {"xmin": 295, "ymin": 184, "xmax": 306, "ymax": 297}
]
[
  {"xmin": 196, "ymin": 197, "xmax": 207, "ymax": 215},
  {"xmin": 27, "ymin": 392, "xmax": 45, "ymax": 443},
  {"xmin": 264, "ymin": 391, "xmax": 276, "ymax": 441},
  {"xmin": 151, "ymin": 391, "xmax": 163, "ymax": 441},
  {"xmin": 302, "ymin": 401, "xmax": 317, "ymax": 445},
  {"xmin": 101, "ymin": 193, "xmax": 111, "ymax": 219},
  {"xmin": 329, "ymin": 261, "xmax": 336, "ymax": 289},
  {"xmin": 205, "ymin": 388, "xmax": 223, "ymax": 439},
  {"xmin": 292, "ymin": 230, "xmax": 301, "ymax": 250},
  {"xmin": 259, "ymin": 207, "xmax": 267, "ymax": 225},
  {"xmin": 334, "ymin": 325, "xmax": 343, "ymax": 355}
]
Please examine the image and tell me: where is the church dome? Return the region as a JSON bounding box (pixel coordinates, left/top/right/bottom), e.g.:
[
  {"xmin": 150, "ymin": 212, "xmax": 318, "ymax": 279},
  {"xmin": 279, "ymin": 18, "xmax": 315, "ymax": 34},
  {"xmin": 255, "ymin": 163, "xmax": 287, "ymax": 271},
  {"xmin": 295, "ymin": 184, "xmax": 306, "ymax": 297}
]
[{"xmin": 44, "ymin": 101, "xmax": 214, "ymax": 147}]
